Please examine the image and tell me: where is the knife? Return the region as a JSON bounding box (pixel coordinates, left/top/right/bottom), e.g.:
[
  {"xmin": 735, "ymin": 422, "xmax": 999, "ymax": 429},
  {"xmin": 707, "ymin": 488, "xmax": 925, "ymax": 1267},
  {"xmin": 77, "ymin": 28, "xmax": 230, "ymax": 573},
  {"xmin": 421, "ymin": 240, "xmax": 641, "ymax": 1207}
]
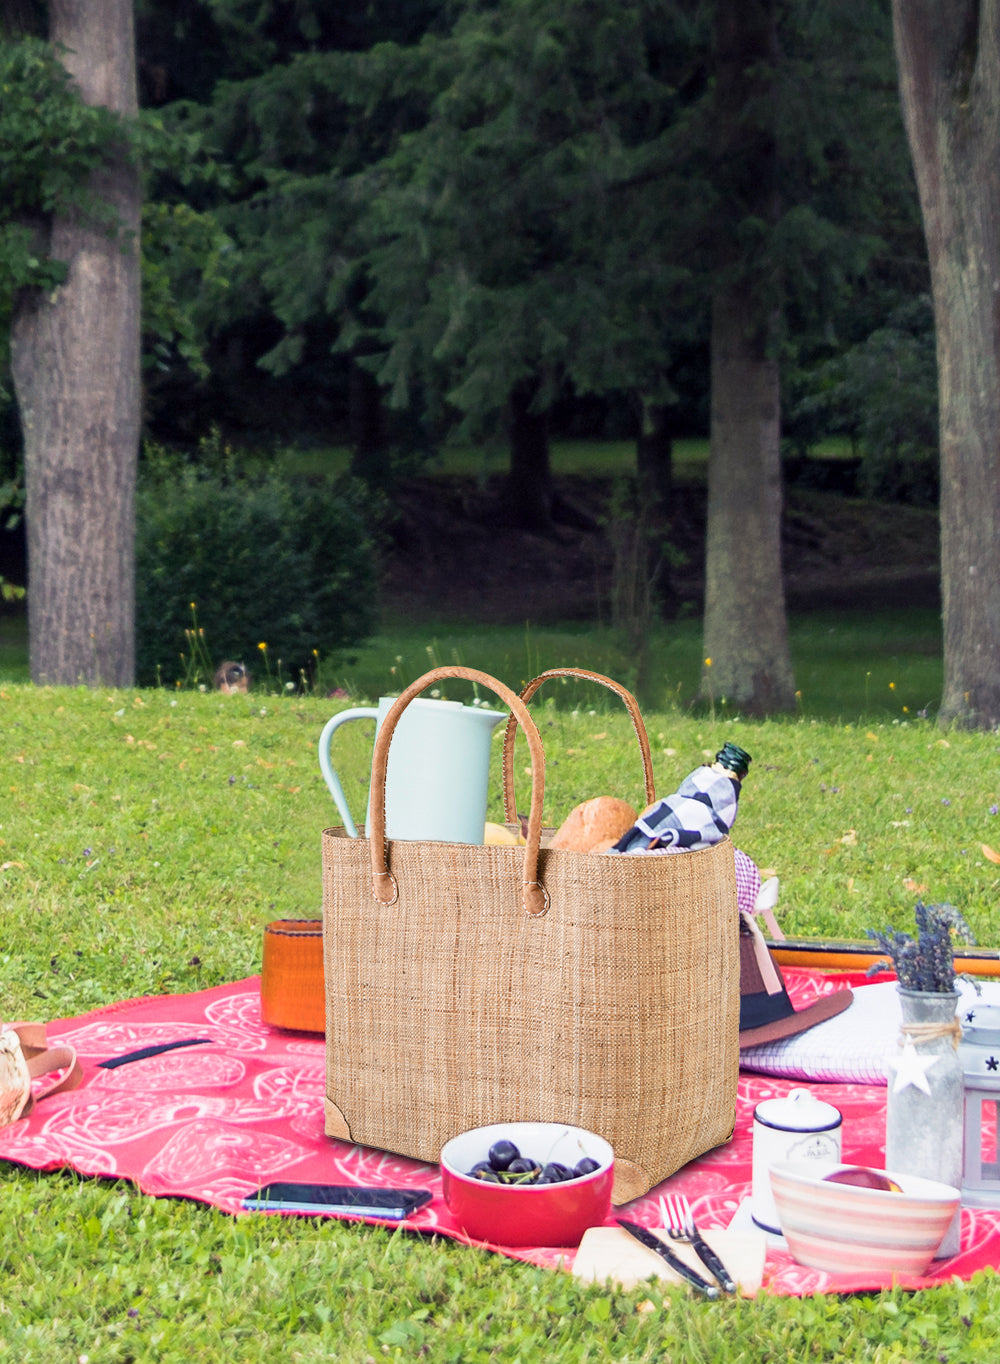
[
  {"xmin": 685, "ymin": 1229, "xmax": 737, "ymax": 1294},
  {"xmin": 615, "ymin": 1220, "xmax": 720, "ymax": 1297}
]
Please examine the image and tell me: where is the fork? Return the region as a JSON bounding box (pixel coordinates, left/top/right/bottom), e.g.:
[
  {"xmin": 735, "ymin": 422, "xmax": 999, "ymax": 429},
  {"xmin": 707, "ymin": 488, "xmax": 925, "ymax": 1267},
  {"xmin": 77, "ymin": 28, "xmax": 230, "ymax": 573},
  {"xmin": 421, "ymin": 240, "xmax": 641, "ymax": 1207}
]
[{"xmin": 660, "ymin": 1193, "xmax": 737, "ymax": 1294}]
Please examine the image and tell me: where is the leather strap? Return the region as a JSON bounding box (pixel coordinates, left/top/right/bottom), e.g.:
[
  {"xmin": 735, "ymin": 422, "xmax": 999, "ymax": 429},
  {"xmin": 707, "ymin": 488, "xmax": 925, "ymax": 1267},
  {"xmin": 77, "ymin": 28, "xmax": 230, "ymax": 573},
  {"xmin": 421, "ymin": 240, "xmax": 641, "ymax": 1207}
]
[
  {"xmin": 3, "ymin": 1021, "xmax": 83, "ymax": 1120},
  {"xmin": 501, "ymin": 667, "xmax": 656, "ymax": 821},
  {"xmin": 367, "ymin": 666, "xmax": 550, "ymax": 916}
]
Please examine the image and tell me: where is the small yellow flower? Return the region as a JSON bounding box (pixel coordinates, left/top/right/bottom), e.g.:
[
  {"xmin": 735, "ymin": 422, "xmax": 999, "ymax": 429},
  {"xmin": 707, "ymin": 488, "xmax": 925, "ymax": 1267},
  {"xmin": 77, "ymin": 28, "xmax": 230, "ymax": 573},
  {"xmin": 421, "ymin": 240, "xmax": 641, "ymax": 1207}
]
[
  {"xmin": 889, "ymin": 681, "xmax": 896, "ymax": 690},
  {"xmin": 258, "ymin": 642, "xmax": 267, "ymax": 652},
  {"xmin": 704, "ymin": 657, "xmax": 712, "ymax": 668},
  {"xmin": 190, "ymin": 601, "xmax": 196, "ymax": 610},
  {"xmin": 903, "ymin": 706, "xmax": 909, "ymax": 713}
]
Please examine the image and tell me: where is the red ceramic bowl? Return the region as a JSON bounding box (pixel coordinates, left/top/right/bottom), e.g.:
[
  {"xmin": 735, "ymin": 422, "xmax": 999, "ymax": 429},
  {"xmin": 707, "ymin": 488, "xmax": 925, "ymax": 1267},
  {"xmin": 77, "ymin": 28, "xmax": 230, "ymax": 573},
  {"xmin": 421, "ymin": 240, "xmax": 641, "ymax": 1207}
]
[{"xmin": 440, "ymin": 1121, "xmax": 614, "ymax": 1247}]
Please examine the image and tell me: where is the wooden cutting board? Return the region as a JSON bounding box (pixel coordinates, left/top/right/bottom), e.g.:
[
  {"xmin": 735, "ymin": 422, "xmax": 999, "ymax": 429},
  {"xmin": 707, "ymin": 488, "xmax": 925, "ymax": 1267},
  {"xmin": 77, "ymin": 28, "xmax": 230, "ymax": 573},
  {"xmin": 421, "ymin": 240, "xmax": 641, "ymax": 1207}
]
[{"xmin": 572, "ymin": 1226, "xmax": 767, "ymax": 1296}]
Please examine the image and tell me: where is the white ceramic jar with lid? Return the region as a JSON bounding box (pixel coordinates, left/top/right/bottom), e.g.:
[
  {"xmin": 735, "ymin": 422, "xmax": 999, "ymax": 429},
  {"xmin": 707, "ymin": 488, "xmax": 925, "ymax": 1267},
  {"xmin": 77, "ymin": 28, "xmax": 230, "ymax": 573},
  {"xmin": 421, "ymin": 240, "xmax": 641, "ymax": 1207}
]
[{"xmin": 752, "ymin": 1087, "xmax": 842, "ymax": 1234}]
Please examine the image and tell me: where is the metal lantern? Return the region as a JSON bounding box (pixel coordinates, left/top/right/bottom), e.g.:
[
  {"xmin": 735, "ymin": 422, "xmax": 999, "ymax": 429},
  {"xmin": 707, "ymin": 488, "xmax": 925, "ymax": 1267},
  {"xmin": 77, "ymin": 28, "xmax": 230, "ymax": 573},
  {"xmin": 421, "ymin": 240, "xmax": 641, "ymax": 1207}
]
[{"xmin": 959, "ymin": 1003, "xmax": 1000, "ymax": 1208}]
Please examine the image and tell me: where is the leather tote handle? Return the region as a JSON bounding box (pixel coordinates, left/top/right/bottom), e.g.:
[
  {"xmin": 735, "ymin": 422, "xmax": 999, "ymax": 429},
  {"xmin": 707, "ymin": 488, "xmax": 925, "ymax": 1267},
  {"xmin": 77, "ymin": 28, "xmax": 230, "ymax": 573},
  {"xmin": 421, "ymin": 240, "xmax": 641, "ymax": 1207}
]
[
  {"xmin": 6, "ymin": 1021, "xmax": 82, "ymax": 1117},
  {"xmin": 367, "ymin": 666, "xmax": 550, "ymax": 916},
  {"xmin": 501, "ymin": 667, "xmax": 656, "ymax": 822}
]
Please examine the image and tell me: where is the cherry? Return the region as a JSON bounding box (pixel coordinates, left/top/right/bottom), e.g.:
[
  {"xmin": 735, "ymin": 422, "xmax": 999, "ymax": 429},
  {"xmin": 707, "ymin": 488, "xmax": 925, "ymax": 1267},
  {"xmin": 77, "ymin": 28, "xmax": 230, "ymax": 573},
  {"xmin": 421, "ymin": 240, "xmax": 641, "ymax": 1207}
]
[
  {"xmin": 487, "ymin": 1139, "xmax": 520, "ymax": 1171},
  {"xmin": 538, "ymin": 1162, "xmax": 572, "ymax": 1183}
]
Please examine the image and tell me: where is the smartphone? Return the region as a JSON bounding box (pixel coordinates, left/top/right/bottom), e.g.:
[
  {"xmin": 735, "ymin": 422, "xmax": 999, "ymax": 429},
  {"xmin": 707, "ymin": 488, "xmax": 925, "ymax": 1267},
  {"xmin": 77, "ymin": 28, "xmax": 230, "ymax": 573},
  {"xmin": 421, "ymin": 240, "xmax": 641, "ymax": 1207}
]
[{"xmin": 241, "ymin": 1182, "xmax": 433, "ymax": 1219}]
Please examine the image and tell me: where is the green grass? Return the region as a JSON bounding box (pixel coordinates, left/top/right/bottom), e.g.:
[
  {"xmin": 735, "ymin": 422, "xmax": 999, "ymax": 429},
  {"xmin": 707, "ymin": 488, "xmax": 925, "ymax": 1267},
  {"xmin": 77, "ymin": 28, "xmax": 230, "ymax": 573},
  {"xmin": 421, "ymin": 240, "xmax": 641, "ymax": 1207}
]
[
  {"xmin": 2, "ymin": 604, "xmax": 945, "ymax": 722},
  {"xmin": 275, "ymin": 434, "xmax": 857, "ymax": 482},
  {"xmin": 2, "ymin": 682, "xmax": 1000, "ymax": 1359},
  {"xmin": 0, "ymin": 433, "xmax": 981, "ymax": 1356},
  {"xmin": 3, "ymin": 1168, "xmax": 995, "ymax": 1363},
  {"xmin": 328, "ymin": 607, "xmax": 943, "ymax": 726},
  {"xmin": 0, "ymin": 607, "xmax": 26, "ymax": 677},
  {"xmin": 3, "ymin": 681, "xmax": 997, "ymax": 986},
  {"xmin": 275, "ymin": 436, "xmax": 694, "ymax": 480}
]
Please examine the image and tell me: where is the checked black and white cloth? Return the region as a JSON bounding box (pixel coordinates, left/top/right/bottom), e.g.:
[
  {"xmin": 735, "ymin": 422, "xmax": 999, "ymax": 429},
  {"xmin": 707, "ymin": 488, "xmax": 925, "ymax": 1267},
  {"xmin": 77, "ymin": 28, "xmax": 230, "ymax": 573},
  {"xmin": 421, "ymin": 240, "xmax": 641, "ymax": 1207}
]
[{"xmin": 612, "ymin": 763, "xmax": 741, "ymax": 853}]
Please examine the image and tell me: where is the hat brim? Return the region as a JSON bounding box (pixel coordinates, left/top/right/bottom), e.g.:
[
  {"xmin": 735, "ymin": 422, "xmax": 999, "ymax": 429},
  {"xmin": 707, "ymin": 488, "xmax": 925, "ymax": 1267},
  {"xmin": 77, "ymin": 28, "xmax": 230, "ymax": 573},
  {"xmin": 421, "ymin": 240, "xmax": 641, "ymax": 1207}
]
[{"xmin": 739, "ymin": 986, "xmax": 853, "ymax": 1049}]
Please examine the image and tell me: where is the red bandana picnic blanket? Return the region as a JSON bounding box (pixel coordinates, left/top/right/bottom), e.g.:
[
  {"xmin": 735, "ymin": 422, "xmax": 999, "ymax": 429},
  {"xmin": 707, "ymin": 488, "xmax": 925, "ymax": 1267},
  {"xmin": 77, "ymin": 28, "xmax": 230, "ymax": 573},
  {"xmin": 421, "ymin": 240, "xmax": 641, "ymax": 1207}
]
[{"xmin": 2, "ymin": 969, "xmax": 999, "ymax": 1297}]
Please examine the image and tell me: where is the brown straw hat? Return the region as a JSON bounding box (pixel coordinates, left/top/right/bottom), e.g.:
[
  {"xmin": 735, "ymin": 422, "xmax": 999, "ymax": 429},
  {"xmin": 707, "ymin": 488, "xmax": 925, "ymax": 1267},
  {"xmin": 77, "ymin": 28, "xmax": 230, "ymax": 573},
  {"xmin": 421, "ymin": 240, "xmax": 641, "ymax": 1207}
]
[{"xmin": 739, "ymin": 911, "xmax": 853, "ymax": 1049}]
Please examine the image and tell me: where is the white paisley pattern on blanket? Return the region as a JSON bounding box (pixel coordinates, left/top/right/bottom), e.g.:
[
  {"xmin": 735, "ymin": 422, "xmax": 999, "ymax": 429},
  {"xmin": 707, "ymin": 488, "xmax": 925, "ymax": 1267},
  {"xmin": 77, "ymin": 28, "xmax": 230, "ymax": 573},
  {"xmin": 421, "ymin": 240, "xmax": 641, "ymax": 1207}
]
[{"xmin": 0, "ymin": 973, "xmax": 996, "ymax": 1296}]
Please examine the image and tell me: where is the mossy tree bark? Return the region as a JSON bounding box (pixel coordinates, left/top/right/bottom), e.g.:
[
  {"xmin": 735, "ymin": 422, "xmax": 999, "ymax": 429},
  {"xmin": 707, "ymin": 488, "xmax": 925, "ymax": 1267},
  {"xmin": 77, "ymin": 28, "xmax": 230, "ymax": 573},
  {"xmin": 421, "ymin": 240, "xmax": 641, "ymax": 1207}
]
[
  {"xmin": 893, "ymin": 3, "xmax": 1000, "ymax": 729},
  {"xmin": 699, "ymin": 0, "xmax": 795, "ymax": 716},
  {"xmin": 703, "ymin": 291, "xmax": 794, "ymax": 715},
  {"xmin": 10, "ymin": 0, "xmax": 141, "ymax": 686}
]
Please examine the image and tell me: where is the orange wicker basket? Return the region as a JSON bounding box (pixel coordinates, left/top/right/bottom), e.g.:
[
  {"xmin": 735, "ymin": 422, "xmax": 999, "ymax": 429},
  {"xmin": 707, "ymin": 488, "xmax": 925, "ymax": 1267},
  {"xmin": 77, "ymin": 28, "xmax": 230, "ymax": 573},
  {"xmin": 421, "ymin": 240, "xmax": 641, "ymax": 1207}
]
[{"xmin": 260, "ymin": 919, "xmax": 325, "ymax": 1033}]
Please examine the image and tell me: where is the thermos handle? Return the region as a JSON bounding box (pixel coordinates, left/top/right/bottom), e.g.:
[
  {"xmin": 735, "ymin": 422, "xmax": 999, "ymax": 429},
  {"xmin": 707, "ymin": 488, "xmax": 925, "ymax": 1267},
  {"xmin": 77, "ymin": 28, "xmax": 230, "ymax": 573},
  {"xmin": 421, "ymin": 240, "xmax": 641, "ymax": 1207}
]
[{"xmin": 318, "ymin": 707, "xmax": 378, "ymax": 837}]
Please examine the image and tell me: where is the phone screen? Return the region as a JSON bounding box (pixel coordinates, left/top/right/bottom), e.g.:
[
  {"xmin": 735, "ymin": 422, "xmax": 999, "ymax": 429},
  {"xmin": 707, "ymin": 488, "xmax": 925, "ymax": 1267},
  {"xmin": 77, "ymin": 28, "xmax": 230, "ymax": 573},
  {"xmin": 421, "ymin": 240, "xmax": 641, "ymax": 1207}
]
[{"xmin": 241, "ymin": 1183, "xmax": 433, "ymax": 1219}]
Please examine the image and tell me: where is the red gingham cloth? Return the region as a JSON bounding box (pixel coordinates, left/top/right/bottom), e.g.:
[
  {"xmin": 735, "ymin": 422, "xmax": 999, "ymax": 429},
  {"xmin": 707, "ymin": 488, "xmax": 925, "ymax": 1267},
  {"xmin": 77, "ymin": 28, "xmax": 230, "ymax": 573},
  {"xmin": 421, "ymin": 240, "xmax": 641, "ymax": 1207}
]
[{"xmin": 733, "ymin": 848, "xmax": 762, "ymax": 916}]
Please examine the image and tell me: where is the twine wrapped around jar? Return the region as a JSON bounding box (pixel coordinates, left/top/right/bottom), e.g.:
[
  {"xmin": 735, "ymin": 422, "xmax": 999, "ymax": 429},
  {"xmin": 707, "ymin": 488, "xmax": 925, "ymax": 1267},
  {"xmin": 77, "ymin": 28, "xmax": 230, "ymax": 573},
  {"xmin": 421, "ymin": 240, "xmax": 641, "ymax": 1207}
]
[{"xmin": 900, "ymin": 1018, "xmax": 962, "ymax": 1048}]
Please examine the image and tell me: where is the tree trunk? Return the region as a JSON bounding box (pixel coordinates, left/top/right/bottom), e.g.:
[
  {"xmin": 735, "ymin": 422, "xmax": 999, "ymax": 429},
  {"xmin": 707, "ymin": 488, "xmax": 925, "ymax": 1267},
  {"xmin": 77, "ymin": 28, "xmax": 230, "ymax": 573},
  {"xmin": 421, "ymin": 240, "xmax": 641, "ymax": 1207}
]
[
  {"xmin": 347, "ymin": 356, "xmax": 390, "ymax": 488},
  {"xmin": 702, "ymin": 290, "xmax": 794, "ymax": 714},
  {"xmin": 892, "ymin": 2, "xmax": 1000, "ymax": 728},
  {"xmin": 699, "ymin": 0, "xmax": 795, "ymax": 715},
  {"xmin": 503, "ymin": 378, "xmax": 554, "ymax": 533},
  {"xmin": 10, "ymin": 0, "xmax": 141, "ymax": 687},
  {"xmin": 635, "ymin": 396, "xmax": 672, "ymax": 512}
]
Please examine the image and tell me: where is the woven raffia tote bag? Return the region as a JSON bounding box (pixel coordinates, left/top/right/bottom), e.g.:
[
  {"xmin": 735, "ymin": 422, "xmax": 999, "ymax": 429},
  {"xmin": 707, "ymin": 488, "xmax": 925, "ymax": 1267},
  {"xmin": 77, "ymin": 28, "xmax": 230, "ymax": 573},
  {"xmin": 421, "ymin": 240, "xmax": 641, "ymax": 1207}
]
[{"xmin": 322, "ymin": 666, "xmax": 739, "ymax": 1204}]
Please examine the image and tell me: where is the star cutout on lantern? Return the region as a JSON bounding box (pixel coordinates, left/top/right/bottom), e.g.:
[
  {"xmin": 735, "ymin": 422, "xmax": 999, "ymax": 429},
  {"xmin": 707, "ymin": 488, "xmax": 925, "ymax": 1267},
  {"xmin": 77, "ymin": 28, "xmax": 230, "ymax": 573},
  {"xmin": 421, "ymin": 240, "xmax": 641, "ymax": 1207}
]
[
  {"xmin": 966, "ymin": 1010, "xmax": 977, "ymax": 1023},
  {"xmin": 891, "ymin": 1038, "xmax": 939, "ymax": 1095},
  {"xmin": 987, "ymin": 1056, "xmax": 999, "ymax": 1072}
]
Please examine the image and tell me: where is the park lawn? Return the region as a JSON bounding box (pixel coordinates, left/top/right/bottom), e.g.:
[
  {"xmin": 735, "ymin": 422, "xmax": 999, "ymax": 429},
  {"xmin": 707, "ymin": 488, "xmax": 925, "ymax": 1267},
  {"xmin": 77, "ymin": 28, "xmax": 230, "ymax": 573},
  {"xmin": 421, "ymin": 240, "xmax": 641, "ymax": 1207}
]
[
  {"xmin": 325, "ymin": 606, "xmax": 944, "ymax": 726},
  {"xmin": 274, "ymin": 435, "xmax": 859, "ymax": 482},
  {"xmin": 2, "ymin": 604, "xmax": 944, "ymax": 724},
  {"xmin": 2, "ymin": 682, "xmax": 1000, "ymax": 1360}
]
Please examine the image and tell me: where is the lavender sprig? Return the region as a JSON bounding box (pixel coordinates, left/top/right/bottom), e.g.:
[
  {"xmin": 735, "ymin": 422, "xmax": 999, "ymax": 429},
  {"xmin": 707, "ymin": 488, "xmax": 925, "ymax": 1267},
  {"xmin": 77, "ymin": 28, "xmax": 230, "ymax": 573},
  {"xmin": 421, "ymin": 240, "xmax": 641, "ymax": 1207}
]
[{"xmin": 866, "ymin": 901, "xmax": 976, "ymax": 993}]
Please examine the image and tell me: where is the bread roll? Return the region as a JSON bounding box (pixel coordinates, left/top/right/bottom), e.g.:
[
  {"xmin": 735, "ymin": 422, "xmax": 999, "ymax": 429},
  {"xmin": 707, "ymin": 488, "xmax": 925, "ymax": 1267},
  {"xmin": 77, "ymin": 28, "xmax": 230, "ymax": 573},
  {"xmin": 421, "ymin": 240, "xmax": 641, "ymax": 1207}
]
[
  {"xmin": 484, "ymin": 821, "xmax": 525, "ymax": 846},
  {"xmin": 548, "ymin": 797, "xmax": 637, "ymax": 853}
]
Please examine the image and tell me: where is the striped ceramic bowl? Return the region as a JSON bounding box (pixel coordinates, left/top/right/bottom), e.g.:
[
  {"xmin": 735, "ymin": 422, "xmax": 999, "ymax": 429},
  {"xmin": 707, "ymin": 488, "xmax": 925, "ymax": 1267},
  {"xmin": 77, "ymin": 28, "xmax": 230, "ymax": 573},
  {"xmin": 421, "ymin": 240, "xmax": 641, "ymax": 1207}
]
[{"xmin": 769, "ymin": 1161, "xmax": 960, "ymax": 1276}]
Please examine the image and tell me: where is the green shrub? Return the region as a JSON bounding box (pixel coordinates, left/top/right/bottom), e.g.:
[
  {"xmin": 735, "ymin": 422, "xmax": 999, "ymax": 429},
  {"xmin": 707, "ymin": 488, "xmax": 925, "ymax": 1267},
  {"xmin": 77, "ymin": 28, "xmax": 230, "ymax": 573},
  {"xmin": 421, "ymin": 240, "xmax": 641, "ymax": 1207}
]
[
  {"xmin": 789, "ymin": 296, "xmax": 939, "ymax": 506},
  {"xmin": 135, "ymin": 461, "xmax": 379, "ymax": 686}
]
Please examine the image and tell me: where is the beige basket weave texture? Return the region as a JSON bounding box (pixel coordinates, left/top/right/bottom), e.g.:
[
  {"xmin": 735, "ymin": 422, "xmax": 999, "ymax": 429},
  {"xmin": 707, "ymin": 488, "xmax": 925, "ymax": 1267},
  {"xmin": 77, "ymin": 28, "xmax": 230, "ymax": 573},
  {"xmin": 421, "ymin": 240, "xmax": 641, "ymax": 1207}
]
[{"xmin": 322, "ymin": 666, "xmax": 739, "ymax": 1205}]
